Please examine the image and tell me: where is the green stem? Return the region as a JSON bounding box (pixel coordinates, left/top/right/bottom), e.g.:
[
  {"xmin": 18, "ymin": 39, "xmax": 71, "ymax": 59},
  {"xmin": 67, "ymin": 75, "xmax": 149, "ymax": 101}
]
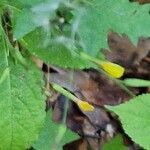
[
  {"xmin": 52, "ymin": 83, "xmax": 79, "ymax": 103},
  {"xmin": 80, "ymin": 52, "xmax": 103, "ymax": 64},
  {"xmin": 80, "ymin": 52, "xmax": 135, "ymax": 97},
  {"xmin": 97, "ymin": 68, "xmax": 135, "ymax": 97},
  {"xmin": 115, "ymin": 79, "xmax": 135, "ymax": 97},
  {"xmin": 6, "ymin": 4, "xmax": 21, "ymax": 12},
  {"xmin": 0, "ymin": 68, "xmax": 10, "ymax": 84},
  {"xmin": 12, "ymin": 46, "xmax": 27, "ymax": 67}
]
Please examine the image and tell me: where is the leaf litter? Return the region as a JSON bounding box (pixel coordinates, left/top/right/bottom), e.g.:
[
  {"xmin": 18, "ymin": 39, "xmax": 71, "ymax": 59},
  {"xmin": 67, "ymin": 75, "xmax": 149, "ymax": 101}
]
[
  {"xmin": 41, "ymin": 30, "xmax": 150, "ymax": 150},
  {"xmin": 2, "ymin": 2, "xmax": 150, "ymax": 149}
]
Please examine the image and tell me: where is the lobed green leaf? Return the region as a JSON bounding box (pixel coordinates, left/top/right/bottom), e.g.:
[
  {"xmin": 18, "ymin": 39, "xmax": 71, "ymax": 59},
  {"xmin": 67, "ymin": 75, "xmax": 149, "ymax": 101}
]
[
  {"xmin": 103, "ymin": 134, "xmax": 127, "ymax": 150},
  {"xmin": 23, "ymin": 27, "xmax": 95, "ymax": 68},
  {"xmin": 33, "ymin": 111, "xmax": 79, "ymax": 150},
  {"xmin": 73, "ymin": 0, "xmax": 150, "ymax": 56},
  {"xmin": 12, "ymin": 0, "xmax": 60, "ymax": 39},
  {"xmin": 0, "ymin": 33, "xmax": 46, "ymax": 149},
  {"xmin": 108, "ymin": 94, "xmax": 150, "ymax": 150}
]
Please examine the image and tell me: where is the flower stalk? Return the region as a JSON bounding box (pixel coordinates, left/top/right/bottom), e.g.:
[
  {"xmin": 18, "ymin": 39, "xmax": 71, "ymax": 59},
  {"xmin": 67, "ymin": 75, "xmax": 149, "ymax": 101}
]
[
  {"xmin": 52, "ymin": 83, "xmax": 94, "ymax": 112},
  {"xmin": 80, "ymin": 52, "xmax": 125, "ymax": 78}
]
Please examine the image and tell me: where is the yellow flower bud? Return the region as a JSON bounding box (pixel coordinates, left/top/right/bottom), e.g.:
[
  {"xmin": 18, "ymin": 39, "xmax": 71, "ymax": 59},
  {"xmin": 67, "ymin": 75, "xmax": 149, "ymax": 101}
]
[
  {"xmin": 99, "ymin": 61, "xmax": 125, "ymax": 78},
  {"xmin": 80, "ymin": 52, "xmax": 125, "ymax": 78},
  {"xmin": 77, "ymin": 100, "xmax": 94, "ymax": 112}
]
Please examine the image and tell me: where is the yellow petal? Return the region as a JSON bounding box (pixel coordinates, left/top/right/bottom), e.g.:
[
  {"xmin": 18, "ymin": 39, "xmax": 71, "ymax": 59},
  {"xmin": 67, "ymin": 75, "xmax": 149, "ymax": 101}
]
[
  {"xmin": 77, "ymin": 100, "xmax": 94, "ymax": 112},
  {"xmin": 100, "ymin": 61, "xmax": 125, "ymax": 78}
]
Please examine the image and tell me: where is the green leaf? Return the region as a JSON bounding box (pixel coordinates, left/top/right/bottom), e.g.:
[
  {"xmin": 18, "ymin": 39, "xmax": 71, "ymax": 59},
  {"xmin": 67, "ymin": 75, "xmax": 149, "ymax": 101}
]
[
  {"xmin": 103, "ymin": 134, "xmax": 127, "ymax": 150},
  {"xmin": 13, "ymin": 9, "xmax": 40, "ymax": 39},
  {"xmin": 123, "ymin": 78, "xmax": 150, "ymax": 87},
  {"xmin": 33, "ymin": 111, "xmax": 79, "ymax": 150},
  {"xmin": 0, "ymin": 34, "xmax": 46, "ymax": 149},
  {"xmin": 107, "ymin": 94, "xmax": 150, "ymax": 150},
  {"xmin": 9, "ymin": 0, "xmax": 45, "ymax": 9},
  {"xmin": 0, "ymin": 0, "xmax": 7, "ymax": 6},
  {"xmin": 73, "ymin": 0, "xmax": 150, "ymax": 56},
  {"xmin": 13, "ymin": 0, "xmax": 60, "ymax": 39},
  {"xmin": 23, "ymin": 27, "xmax": 95, "ymax": 69},
  {"xmin": 0, "ymin": 0, "xmax": 7, "ymax": 13}
]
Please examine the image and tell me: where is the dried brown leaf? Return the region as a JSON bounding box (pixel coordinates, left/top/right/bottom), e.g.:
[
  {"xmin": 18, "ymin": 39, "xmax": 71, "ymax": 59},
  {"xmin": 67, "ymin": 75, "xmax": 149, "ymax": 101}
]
[
  {"xmin": 130, "ymin": 0, "xmax": 150, "ymax": 4},
  {"xmin": 48, "ymin": 69, "xmax": 131, "ymax": 106},
  {"xmin": 104, "ymin": 31, "xmax": 150, "ymax": 78}
]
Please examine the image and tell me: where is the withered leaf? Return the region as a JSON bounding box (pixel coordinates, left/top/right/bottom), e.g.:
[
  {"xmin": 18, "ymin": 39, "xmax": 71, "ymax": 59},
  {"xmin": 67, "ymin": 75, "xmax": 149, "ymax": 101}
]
[
  {"xmin": 130, "ymin": 0, "xmax": 150, "ymax": 4},
  {"xmin": 104, "ymin": 31, "xmax": 150, "ymax": 67},
  {"xmin": 104, "ymin": 31, "xmax": 150, "ymax": 78},
  {"xmin": 51, "ymin": 95, "xmax": 119, "ymax": 150},
  {"xmin": 48, "ymin": 69, "xmax": 131, "ymax": 106},
  {"xmin": 45, "ymin": 31, "xmax": 150, "ymax": 150}
]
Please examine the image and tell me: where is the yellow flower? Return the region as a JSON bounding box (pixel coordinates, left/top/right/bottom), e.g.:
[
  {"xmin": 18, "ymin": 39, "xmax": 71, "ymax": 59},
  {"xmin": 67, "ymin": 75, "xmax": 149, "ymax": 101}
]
[
  {"xmin": 52, "ymin": 83, "xmax": 95, "ymax": 112},
  {"xmin": 80, "ymin": 52, "xmax": 125, "ymax": 78},
  {"xmin": 99, "ymin": 61, "xmax": 125, "ymax": 78},
  {"xmin": 77, "ymin": 100, "xmax": 94, "ymax": 112}
]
